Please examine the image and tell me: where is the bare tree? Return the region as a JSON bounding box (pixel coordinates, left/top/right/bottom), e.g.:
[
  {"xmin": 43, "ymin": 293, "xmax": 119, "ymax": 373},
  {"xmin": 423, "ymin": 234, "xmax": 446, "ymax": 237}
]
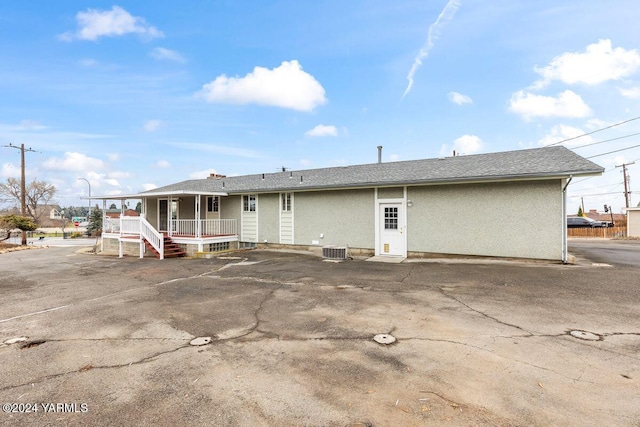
[{"xmin": 0, "ymin": 178, "xmax": 57, "ymax": 224}]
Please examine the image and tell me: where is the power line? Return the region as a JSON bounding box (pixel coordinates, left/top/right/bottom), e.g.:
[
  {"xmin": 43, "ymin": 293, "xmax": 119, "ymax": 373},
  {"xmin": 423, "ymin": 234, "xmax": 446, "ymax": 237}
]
[
  {"xmin": 572, "ymin": 132, "xmax": 640, "ymax": 149},
  {"xmin": 586, "ymin": 143, "xmax": 640, "ymax": 159},
  {"xmin": 547, "ymin": 115, "xmax": 640, "ymax": 146}
]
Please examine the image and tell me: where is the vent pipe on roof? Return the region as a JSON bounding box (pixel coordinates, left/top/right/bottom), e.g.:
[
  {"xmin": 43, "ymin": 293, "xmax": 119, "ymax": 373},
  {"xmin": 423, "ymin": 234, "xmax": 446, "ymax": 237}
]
[{"xmin": 377, "ymin": 146, "xmax": 383, "ymax": 163}]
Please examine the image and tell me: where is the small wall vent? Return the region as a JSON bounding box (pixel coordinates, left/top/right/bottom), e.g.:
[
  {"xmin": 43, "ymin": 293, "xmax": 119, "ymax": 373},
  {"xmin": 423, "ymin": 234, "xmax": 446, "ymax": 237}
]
[{"xmin": 322, "ymin": 245, "xmax": 347, "ymax": 260}]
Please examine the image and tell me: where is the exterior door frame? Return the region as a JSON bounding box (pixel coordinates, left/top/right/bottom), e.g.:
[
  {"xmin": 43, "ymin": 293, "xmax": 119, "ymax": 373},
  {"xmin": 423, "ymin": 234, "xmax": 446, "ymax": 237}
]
[
  {"xmin": 374, "ymin": 188, "xmax": 407, "ymax": 257},
  {"xmin": 158, "ymin": 198, "xmax": 179, "ymax": 233}
]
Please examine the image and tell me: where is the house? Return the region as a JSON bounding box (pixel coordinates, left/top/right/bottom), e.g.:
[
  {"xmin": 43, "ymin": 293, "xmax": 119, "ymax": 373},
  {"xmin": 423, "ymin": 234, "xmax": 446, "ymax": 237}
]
[
  {"xmin": 583, "ymin": 209, "xmax": 625, "ymax": 225},
  {"xmin": 627, "ymin": 207, "xmax": 640, "ymax": 238},
  {"xmin": 94, "ymin": 146, "xmax": 602, "ymax": 262}
]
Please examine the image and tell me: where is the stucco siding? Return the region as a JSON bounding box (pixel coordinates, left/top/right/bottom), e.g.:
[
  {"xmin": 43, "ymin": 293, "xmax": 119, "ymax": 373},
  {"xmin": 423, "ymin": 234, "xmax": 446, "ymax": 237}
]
[
  {"xmin": 145, "ymin": 198, "xmax": 158, "ymax": 228},
  {"xmin": 407, "ymin": 180, "xmax": 563, "ymax": 260},
  {"xmin": 377, "ymin": 187, "xmax": 404, "ymax": 199},
  {"xmin": 179, "ymin": 197, "xmax": 195, "ymax": 219},
  {"xmin": 258, "ymin": 193, "xmax": 279, "ymax": 243},
  {"xmin": 294, "ymin": 189, "xmax": 374, "ymax": 248},
  {"xmin": 221, "ymin": 195, "xmax": 241, "ymax": 221}
]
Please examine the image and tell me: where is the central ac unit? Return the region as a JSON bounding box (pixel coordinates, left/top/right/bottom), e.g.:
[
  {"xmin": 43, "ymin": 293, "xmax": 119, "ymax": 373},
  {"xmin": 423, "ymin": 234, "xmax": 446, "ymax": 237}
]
[{"xmin": 322, "ymin": 245, "xmax": 347, "ymax": 260}]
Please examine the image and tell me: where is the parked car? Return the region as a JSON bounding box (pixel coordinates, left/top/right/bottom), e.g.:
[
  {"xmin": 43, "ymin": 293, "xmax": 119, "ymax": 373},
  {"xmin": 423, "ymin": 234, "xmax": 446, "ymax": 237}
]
[{"xmin": 567, "ymin": 217, "xmax": 608, "ymax": 228}]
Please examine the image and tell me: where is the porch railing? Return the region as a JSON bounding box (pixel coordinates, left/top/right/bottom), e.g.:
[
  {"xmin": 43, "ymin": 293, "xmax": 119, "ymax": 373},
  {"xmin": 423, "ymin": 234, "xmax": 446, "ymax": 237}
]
[
  {"xmin": 104, "ymin": 216, "xmax": 237, "ymax": 239},
  {"xmin": 140, "ymin": 216, "xmax": 163, "ymax": 259},
  {"xmin": 170, "ymin": 219, "xmax": 237, "ymax": 237}
]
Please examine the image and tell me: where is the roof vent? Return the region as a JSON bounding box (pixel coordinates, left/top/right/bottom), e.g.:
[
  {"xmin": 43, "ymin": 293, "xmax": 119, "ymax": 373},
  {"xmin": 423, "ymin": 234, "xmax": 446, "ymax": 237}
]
[{"xmin": 377, "ymin": 146, "xmax": 383, "ymax": 163}]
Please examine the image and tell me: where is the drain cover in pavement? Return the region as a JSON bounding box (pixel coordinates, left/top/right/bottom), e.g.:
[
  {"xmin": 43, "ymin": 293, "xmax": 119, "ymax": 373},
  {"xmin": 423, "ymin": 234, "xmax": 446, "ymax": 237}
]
[
  {"xmin": 569, "ymin": 330, "xmax": 601, "ymax": 341},
  {"xmin": 373, "ymin": 334, "xmax": 396, "ymax": 345},
  {"xmin": 190, "ymin": 337, "xmax": 212, "ymax": 346}
]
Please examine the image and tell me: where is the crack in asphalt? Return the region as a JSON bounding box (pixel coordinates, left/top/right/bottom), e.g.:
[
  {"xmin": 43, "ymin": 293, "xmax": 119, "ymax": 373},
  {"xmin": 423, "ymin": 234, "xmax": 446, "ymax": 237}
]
[
  {"xmin": 0, "ymin": 345, "xmax": 189, "ymax": 393},
  {"xmin": 438, "ymin": 287, "xmax": 534, "ymax": 336}
]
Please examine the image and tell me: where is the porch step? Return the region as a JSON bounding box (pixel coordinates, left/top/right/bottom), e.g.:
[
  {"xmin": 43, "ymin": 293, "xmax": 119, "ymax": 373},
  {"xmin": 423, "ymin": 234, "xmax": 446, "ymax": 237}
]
[{"xmin": 144, "ymin": 236, "xmax": 186, "ymax": 259}]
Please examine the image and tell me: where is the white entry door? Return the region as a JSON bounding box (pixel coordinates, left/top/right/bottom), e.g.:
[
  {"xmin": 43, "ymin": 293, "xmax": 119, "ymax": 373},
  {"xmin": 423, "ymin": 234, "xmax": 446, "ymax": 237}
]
[{"xmin": 379, "ymin": 202, "xmax": 405, "ymax": 256}]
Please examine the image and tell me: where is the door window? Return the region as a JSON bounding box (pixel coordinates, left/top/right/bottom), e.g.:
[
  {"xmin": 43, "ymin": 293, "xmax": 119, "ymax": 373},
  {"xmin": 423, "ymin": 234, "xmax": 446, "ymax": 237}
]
[{"xmin": 384, "ymin": 207, "xmax": 398, "ymax": 230}]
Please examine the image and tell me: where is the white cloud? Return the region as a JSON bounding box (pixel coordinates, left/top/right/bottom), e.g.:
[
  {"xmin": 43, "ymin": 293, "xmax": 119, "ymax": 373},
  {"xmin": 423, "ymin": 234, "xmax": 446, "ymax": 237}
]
[
  {"xmin": 42, "ymin": 152, "xmax": 106, "ymax": 172},
  {"xmin": 59, "ymin": 6, "xmax": 163, "ymax": 41},
  {"xmin": 107, "ymin": 171, "xmax": 131, "ymax": 179},
  {"xmin": 618, "ymin": 86, "xmax": 640, "ymax": 99},
  {"xmin": 305, "ymin": 124, "xmax": 338, "ymax": 137},
  {"xmin": 189, "ymin": 168, "xmax": 218, "ymax": 179},
  {"xmin": 198, "ymin": 60, "xmax": 327, "ymax": 112},
  {"xmin": 150, "ymin": 47, "xmax": 185, "ymax": 63},
  {"xmin": 453, "ymin": 135, "xmax": 482, "ymax": 154},
  {"xmin": 538, "ymin": 124, "xmax": 593, "ymax": 147},
  {"xmin": 508, "ymin": 90, "xmax": 592, "ymax": 121},
  {"xmin": 448, "ymin": 91, "xmax": 473, "ymax": 105},
  {"xmin": 164, "ymin": 142, "xmax": 259, "ymax": 158},
  {"xmin": 440, "ymin": 135, "xmax": 483, "ymax": 157},
  {"xmin": 107, "ymin": 153, "xmax": 120, "ymax": 162},
  {"xmin": 155, "ymin": 160, "xmax": 170, "ymax": 168},
  {"xmin": 402, "ymin": 0, "xmax": 461, "ymax": 97},
  {"xmin": 1, "ymin": 163, "xmax": 21, "ymax": 178},
  {"xmin": 141, "ymin": 183, "xmax": 158, "ymax": 192},
  {"xmin": 389, "ymin": 154, "xmax": 400, "ymax": 161},
  {"xmin": 534, "ymin": 39, "xmax": 640, "ymax": 88},
  {"xmin": 143, "ymin": 119, "xmax": 164, "ymax": 132}
]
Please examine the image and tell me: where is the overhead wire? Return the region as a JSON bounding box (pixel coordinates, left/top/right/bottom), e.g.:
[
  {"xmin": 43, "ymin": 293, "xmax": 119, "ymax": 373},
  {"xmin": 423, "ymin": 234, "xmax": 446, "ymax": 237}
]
[
  {"xmin": 547, "ymin": 115, "xmax": 640, "ymax": 146},
  {"xmin": 571, "ymin": 132, "xmax": 640, "ymax": 149},
  {"xmin": 586, "ymin": 143, "xmax": 640, "ymax": 159}
]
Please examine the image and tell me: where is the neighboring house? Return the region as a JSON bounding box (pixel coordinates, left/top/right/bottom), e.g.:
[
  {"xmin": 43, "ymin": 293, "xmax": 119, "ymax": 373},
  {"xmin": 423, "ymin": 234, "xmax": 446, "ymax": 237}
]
[
  {"xmin": 48, "ymin": 205, "xmax": 63, "ymax": 220},
  {"xmin": 94, "ymin": 146, "xmax": 602, "ymax": 262},
  {"xmin": 627, "ymin": 207, "xmax": 640, "ymax": 238},
  {"xmin": 583, "ymin": 209, "xmax": 625, "ymax": 225},
  {"xmin": 105, "ymin": 208, "xmax": 139, "ymax": 219}
]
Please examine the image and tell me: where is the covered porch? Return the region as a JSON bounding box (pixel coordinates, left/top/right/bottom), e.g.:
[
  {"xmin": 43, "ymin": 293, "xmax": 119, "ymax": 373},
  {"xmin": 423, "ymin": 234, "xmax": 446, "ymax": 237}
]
[{"xmin": 94, "ymin": 189, "xmax": 238, "ymax": 259}]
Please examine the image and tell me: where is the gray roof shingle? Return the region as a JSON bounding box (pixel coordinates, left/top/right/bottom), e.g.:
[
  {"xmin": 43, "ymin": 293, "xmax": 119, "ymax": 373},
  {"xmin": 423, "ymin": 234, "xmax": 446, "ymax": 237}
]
[{"xmin": 143, "ymin": 146, "xmax": 603, "ymax": 195}]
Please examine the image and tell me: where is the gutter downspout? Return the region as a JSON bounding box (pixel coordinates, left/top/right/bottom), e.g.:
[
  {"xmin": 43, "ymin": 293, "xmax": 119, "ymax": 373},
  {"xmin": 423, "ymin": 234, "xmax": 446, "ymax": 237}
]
[{"xmin": 562, "ymin": 176, "xmax": 573, "ymax": 263}]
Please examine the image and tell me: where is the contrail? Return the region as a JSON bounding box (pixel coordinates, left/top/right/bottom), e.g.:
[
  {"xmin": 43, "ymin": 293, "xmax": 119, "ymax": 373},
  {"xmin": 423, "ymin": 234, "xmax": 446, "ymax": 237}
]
[{"xmin": 402, "ymin": 0, "xmax": 461, "ymax": 98}]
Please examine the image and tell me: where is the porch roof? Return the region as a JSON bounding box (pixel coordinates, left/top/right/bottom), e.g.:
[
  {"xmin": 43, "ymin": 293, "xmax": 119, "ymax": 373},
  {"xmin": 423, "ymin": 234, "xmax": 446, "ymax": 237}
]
[{"xmin": 89, "ymin": 189, "xmax": 227, "ymax": 200}]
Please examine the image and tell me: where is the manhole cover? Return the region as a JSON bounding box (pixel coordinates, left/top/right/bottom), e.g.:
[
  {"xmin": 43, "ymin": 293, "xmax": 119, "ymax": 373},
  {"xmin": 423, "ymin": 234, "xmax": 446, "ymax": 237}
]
[
  {"xmin": 190, "ymin": 337, "xmax": 212, "ymax": 346},
  {"xmin": 569, "ymin": 330, "xmax": 601, "ymax": 341},
  {"xmin": 373, "ymin": 334, "xmax": 396, "ymax": 345}
]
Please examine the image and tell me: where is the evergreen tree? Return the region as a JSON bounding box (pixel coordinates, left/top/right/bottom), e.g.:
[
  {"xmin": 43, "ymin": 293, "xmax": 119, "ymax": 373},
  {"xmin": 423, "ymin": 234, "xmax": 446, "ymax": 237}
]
[
  {"xmin": 577, "ymin": 206, "xmax": 584, "ymax": 217},
  {"xmin": 86, "ymin": 206, "xmax": 103, "ymax": 236}
]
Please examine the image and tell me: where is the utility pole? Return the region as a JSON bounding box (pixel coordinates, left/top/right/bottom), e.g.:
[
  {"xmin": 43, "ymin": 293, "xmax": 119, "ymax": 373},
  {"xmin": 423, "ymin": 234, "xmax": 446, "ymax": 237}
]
[
  {"xmin": 615, "ymin": 161, "xmax": 635, "ymax": 208},
  {"xmin": 2, "ymin": 143, "xmax": 37, "ymax": 245}
]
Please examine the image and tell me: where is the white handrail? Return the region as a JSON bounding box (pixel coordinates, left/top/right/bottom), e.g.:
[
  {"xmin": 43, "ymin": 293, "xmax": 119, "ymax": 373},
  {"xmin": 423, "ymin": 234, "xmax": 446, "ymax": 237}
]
[
  {"xmin": 170, "ymin": 219, "xmax": 237, "ymax": 237},
  {"xmin": 140, "ymin": 216, "xmax": 164, "ymax": 260}
]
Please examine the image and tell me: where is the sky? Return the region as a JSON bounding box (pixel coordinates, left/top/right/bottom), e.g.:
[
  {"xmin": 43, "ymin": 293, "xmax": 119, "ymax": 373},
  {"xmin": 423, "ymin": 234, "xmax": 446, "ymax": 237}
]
[{"xmin": 1, "ymin": 1, "xmax": 640, "ymax": 214}]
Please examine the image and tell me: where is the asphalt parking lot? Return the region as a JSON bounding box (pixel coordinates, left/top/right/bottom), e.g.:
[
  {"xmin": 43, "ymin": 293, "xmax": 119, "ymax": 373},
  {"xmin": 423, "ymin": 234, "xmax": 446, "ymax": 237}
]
[{"xmin": 0, "ymin": 245, "xmax": 638, "ymax": 426}]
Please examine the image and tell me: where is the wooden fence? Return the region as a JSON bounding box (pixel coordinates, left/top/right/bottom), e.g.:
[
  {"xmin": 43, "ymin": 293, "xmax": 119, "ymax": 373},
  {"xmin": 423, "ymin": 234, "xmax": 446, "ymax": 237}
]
[{"xmin": 567, "ymin": 226, "xmax": 627, "ymax": 238}]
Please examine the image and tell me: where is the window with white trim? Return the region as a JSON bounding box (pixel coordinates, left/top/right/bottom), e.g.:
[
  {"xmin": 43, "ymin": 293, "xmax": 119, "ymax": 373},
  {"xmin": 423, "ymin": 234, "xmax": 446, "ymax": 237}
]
[
  {"xmin": 243, "ymin": 195, "xmax": 256, "ymax": 212},
  {"xmin": 281, "ymin": 193, "xmax": 292, "ymax": 211},
  {"xmin": 207, "ymin": 196, "xmax": 219, "ymax": 213}
]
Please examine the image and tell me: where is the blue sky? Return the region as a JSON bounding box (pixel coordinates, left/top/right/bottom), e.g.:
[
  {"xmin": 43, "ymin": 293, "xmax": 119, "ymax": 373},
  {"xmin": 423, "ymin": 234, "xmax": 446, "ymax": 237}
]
[{"xmin": 1, "ymin": 1, "xmax": 640, "ymax": 214}]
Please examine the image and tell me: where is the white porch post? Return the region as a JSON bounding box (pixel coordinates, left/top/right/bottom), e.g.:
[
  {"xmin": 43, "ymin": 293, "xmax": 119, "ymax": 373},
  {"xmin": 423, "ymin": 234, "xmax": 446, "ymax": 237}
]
[
  {"xmin": 196, "ymin": 195, "xmax": 201, "ymax": 238},
  {"xmin": 100, "ymin": 199, "xmax": 106, "ymax": 252},
  {"xmin": 168, "ymin": 196, "xmax": 173, "ymax": 237}
]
